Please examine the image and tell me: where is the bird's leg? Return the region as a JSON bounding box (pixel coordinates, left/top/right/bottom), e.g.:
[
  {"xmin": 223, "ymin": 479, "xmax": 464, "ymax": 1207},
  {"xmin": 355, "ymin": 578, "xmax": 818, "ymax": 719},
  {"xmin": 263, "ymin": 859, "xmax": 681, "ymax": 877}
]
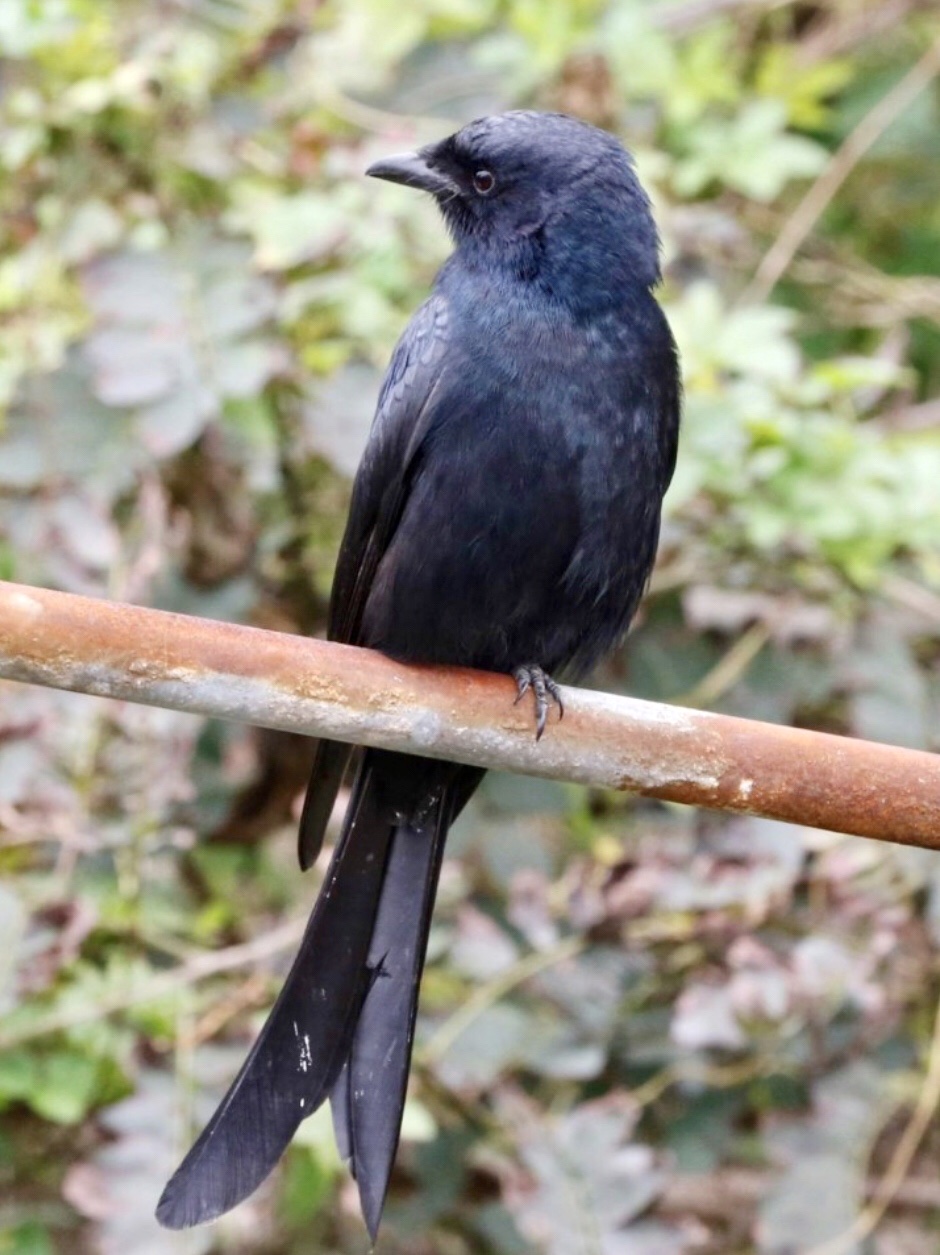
[{"xmin": 513, "ymin": 664, "xmax": 564, "ymax": 741}]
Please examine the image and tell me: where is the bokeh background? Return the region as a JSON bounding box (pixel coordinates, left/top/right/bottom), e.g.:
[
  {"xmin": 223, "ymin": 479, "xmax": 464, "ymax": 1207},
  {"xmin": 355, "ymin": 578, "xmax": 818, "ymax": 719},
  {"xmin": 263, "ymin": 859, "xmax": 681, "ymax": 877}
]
[{"xmin": 2, "ymin": 2, "xmax": 940, "ymax": 1252}]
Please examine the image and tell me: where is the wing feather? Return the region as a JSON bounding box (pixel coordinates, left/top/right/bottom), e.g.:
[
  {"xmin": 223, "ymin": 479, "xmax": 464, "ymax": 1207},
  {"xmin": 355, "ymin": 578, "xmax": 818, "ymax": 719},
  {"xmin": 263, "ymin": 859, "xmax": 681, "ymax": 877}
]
[{"xmin": 297, "ymin": 294, "xmax": 451, "ymax": 869}]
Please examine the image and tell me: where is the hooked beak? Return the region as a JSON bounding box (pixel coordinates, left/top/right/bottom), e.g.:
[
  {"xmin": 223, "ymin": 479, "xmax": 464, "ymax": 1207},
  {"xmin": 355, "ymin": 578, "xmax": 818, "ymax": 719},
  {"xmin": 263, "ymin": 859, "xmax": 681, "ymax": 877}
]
[{"xmin": 366, "ymin": 150, "xmax": 458, "ymax": 198}]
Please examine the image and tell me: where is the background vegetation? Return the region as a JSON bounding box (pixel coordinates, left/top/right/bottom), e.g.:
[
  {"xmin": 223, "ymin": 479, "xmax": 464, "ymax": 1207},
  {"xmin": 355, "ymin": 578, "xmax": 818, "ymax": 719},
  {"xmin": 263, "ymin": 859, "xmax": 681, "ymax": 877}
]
[{"xmin": 2, "ymin": 1, "xmax": 940, "ymax": 1252}]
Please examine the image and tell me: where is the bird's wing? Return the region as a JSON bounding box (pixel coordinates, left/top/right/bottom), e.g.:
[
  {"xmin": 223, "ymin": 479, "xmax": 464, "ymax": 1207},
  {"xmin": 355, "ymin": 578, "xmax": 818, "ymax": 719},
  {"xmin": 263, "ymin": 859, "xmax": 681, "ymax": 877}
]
[
  {"xmin": 329, "ymin": 292, "xmax": 451, "ymax": 646},
  {"xmin": 298, "ymin": 294, "xmax": 452, "ymax": 870}
]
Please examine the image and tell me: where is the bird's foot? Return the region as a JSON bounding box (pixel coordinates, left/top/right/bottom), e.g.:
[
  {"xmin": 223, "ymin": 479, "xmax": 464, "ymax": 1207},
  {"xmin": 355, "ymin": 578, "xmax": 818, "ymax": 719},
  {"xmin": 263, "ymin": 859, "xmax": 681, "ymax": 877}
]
[{"xmin": 513, "ymin": 664, "xmax": 564, "ymax": 741}]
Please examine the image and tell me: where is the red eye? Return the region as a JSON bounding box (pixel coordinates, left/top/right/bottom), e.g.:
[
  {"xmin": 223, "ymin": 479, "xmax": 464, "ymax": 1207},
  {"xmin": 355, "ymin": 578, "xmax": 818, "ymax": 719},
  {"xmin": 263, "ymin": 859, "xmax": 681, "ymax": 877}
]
[{"xmin": 472, "ymin": 169, "xmax": 496, "ymax": 195}]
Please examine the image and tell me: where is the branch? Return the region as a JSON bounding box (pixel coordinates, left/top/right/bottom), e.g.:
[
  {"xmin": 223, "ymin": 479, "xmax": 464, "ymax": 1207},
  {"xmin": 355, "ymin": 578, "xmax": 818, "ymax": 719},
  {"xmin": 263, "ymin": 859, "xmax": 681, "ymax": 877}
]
[
  {"xmin": 743, "ymin": 33, "xmax": 940, "ymax": 304},
  {"xmin": 1, "ymin": 580, "xmax": 938, "ymax": 845},
  {"xmin": 0, "ymin": 916, "xmax": 308, "ymax": 1049},
  {"xmin": 805, "ymin": 990, "xmax": 940, "ymax": 1255},
  {"xmin": 657, "ymin": 1167, "xmax": 940, "ymax": 1221}
]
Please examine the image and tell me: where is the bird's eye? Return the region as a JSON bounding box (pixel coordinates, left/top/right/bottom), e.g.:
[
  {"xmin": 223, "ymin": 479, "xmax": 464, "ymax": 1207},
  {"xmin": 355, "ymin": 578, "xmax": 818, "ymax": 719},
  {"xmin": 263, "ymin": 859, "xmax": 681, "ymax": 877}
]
[{"xmin": 472, "ymin": 169, "xmax": 496, "ymax": 195}]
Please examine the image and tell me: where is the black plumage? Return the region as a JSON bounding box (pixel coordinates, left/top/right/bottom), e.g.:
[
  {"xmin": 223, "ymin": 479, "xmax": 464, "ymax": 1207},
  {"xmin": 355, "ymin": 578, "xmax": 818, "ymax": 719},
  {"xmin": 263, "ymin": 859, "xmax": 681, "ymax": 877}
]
[{"xmin": 157, "ymin": 110, "xmax": 680, "ymax": 1240}]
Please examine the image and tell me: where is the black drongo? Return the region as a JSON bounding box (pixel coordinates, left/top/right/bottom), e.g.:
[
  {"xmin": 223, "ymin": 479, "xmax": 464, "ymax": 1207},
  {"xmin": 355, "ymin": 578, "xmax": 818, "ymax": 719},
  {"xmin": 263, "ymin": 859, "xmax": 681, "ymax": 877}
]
[{"xmin": 157, "ymin": 110, "xmax": 681, "ymax": 1239}]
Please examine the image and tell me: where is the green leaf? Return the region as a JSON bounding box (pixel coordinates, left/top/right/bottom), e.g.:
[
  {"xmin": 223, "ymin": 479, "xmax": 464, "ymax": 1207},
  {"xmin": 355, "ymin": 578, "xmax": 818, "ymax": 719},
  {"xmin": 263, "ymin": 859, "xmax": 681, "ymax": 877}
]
[
  {"xmin": 227, "ymin": 189, "xmax": 347, "ymax": 271},
  {"xmin": 674, "ymin": 100, "xmax": 826, "ymax": 200},
  {"xmin": 0, "ymin": 1220, "xmax": 53, "ymax": 1255},
  {"xmin": 29, "ymin": 1051, "xmax": 101, "ymax": 1124}
]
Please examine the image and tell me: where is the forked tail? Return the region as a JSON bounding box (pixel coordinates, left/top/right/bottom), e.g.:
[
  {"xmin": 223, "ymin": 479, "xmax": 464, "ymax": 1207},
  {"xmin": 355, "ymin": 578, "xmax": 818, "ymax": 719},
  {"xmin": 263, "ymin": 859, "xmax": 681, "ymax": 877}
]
[{"xmin": 156, "ymin": 751, "xmax": 476, "ymax": 1235}]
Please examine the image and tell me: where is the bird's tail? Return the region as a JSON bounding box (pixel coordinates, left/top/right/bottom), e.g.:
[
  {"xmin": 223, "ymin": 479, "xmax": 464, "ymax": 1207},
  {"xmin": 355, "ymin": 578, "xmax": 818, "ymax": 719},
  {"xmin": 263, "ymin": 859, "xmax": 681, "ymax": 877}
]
[
  {"xmin": 329, "ymin": 783, "xmax": 453, "ymax": 1237},
  {"xmin": 156, "ymin": 750, "xmax": 477, "ymax": 1236}
]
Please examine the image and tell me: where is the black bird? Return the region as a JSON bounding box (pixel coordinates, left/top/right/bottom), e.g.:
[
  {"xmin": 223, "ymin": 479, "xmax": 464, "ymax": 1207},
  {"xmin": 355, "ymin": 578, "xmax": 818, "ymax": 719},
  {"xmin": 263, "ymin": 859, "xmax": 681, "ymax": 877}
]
[{"xmin": 157, "ymin": 111, "xmax": 680, "ymax": 1239}]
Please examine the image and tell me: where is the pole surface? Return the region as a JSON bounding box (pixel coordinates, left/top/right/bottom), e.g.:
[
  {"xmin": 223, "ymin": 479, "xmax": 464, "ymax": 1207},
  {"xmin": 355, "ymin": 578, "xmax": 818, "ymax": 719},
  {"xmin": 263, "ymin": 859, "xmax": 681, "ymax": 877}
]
[{"xmin": 0, "ymin": 579, "xmax": 938, "ymax": 846}]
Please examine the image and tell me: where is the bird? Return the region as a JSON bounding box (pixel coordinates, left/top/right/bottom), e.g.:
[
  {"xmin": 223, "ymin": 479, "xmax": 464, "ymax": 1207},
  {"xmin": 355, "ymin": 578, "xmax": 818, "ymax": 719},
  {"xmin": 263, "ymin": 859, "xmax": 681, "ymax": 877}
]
[{"xmin": 156, "ymin": 110, "xmax": 681, "ymax": 1241}]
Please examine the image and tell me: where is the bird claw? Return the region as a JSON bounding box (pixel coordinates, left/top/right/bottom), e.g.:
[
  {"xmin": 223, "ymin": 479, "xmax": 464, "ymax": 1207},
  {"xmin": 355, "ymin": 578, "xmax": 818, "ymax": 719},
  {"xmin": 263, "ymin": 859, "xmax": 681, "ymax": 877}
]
[{"xmin": 513, "ymin": 664, "xmax": 564, "ymax": 741}]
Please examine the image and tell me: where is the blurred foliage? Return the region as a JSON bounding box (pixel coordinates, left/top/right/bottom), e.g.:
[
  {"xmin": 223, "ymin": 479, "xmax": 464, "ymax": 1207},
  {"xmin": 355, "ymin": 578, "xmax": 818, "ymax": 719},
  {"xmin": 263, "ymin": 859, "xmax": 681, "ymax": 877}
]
[{"xmin": 2, "ymin": 1, "xmax": 940, "ymax": 1253}]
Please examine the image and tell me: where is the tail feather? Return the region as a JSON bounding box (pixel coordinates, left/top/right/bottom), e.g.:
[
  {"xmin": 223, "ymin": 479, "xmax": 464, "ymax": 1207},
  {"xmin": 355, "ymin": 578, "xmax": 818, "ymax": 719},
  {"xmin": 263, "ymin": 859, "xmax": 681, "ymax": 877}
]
[
  {"xmin": 332, "ymin": 789, "xmax": 454, "ymax": 1239},
  {"xmin": 330, "ymin": 1056, "xmax": 354, "ymax": 1168},
  {"xmin": 156, "ymin": 760, "xmax": 391, "ymax": 1229},
  {"xmin": 297, "ymin": 738, "xmax": 353, "ymax": 871},
  {"xmin": 157, "ymin": 752, "xmax": 485, "ymax": 1236}
]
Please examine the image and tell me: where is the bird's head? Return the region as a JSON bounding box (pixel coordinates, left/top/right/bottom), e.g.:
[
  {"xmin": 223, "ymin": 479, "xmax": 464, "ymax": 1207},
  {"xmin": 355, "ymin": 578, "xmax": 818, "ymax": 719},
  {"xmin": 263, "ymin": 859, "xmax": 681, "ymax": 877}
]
[{"xmin": 367, "ymin": 112, "xmax": 661, "ymax": 306}]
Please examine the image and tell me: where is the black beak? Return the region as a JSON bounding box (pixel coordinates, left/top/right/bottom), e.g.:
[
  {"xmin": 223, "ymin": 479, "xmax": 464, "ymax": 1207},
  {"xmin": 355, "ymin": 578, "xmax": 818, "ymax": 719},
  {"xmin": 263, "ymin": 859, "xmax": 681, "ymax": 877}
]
[{"xmin": 366, "ymin": 150, "xmax": 458, "ymax": 198}]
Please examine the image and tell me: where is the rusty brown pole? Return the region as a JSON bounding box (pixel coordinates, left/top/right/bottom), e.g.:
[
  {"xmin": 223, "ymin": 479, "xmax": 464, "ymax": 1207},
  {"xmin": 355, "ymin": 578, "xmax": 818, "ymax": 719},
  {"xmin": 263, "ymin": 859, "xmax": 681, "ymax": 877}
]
[{"xmin": 0, "ymin": 579, "xmax": 938, "ymax": 846}]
